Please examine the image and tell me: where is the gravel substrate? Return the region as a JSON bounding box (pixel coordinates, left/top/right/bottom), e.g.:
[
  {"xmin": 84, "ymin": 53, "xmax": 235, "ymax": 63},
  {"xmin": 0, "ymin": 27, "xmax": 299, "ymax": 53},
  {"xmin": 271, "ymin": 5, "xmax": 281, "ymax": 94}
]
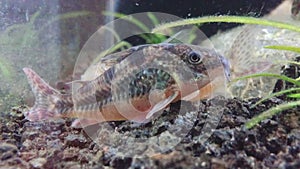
[{"xmin": 0, "ymin": 94, "xmax": 299, "ymax": 169}]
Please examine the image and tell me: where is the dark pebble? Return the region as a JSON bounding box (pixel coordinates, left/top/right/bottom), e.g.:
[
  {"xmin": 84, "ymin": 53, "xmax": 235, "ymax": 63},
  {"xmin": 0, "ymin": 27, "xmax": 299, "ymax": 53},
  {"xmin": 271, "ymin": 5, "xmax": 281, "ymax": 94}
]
[
  {"xmin": 110, "ymin": 156, "xmax": 132, "ymax": 169},
  {"xmin": 0, "ymin": 143, "xmax": 17, "ymax": 154},
  {"xmin": 65, "ymin": 134, "xmax": 88, "ymax": 148},
  {"xmin": 0, "ymin": 143, "xmax": 18, "ymax": 161}
]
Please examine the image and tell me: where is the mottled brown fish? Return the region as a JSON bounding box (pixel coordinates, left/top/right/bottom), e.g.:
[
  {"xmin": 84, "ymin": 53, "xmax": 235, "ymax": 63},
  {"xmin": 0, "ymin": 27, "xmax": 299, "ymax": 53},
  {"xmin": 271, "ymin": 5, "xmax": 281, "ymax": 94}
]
[{"xmin": 23, "ymin": 43, "xmax": 230, "ymax": 127}]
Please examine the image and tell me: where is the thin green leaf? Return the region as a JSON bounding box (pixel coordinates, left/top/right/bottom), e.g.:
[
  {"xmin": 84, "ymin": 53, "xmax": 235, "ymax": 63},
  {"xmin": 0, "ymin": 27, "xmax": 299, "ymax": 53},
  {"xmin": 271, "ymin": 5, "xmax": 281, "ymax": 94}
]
[
  {"xmin": 40, "ymin": 11, "xmax": 92, "ymax": 31},
  {"xmin": 187, "ymin": 27, "xmax": 198, "ymax": 44},
  {"xmin": 3, "ymin": 11, "xmax": 40, "ymax": 34},
  {"xmin": 142, "ymin": 34, "xmax": 155, "ymax": 43},
  {"xmin": 287, "ymin": 93, "xmax": 300, "ymax": 98},
  {"xmin": 250, "ymin": 87, "xmax": 300, "ymax": 108},
  {"xmin": 264, "ymin": 45, "xmax": 300, "ymax": 54},
  {"xmin": 147, "ymin": 12, "xmax": 170, "ymax": 42},
  {"xmin": 230, "ymin": 73, "xmax": 300, "ymax": 87},
  {"xmin": 0, "ymin": 57, "xmax": 13, "ymax": 81},
  {"xmin": 147, "ymin": 12, "xmax": 159, "ymax": 26},
  {"xmin": 93, "ymin": 41, "xmax": 132, "ymax": 64},
  {"xmin": 100, "ymin": 25, "xmax": 123, "ymax": 43},
  {"xmin": 153, "ymin": 15, "xmax": 300, "ymax": 33},
  {"xmin": 245, "ymin": 100, "xmax": 300, "ymax": 129},
  {"xmin": 103, "ymin": 11, "xmax": 150, "ymax": 33},
  {"xmin": 153, "ymin": 34, "xmax": 168, "ymax": 42},
  {"xmin": 103, "ymin": 11, "xmax": 160, "ymax": 43}
]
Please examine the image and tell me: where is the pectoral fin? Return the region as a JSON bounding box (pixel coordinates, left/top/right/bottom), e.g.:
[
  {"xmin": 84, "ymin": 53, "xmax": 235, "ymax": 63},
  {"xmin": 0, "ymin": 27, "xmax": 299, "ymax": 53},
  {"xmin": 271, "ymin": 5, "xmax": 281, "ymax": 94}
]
[
  {"xmin": 146, "ymin": 91, "xmax": 179, "ymax": 119},
  {"xmin": 182, "ymin": 82, "xmax": 214, "ymax": 102},
  {"xmin": 182, "ymin": 90, "xmax": 200, "ymax": 101},
  {"xmin": 71, "ymin": 119, "xmax": 101, "ymax": 128}
]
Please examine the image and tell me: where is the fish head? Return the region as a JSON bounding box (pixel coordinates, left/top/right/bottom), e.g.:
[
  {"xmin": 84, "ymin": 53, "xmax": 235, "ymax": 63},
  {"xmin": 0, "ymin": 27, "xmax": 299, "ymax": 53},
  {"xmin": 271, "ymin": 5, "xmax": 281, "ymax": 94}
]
[
  {"xmin": 154, "ymin": 44, "xmax": 230, "ymax": 100},
  {"xmin": 169, "ymin": 44, "xmax": 230, "ymax": 87}
]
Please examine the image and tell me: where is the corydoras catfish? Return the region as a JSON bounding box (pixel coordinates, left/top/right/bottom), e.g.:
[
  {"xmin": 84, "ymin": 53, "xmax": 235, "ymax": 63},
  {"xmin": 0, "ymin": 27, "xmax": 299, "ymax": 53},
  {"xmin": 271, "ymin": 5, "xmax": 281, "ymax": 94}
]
[{"xmin": 23, "ymin": 43, "xmax": 230, "ymax": 127}]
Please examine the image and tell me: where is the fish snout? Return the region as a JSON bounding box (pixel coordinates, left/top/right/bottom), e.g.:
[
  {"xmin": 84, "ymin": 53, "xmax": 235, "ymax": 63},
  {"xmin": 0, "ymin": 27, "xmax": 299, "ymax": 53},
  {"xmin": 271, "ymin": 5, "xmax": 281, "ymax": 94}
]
[{"xmin": 219, "ymin": 55, "xmax": 231, "ymax": 82}]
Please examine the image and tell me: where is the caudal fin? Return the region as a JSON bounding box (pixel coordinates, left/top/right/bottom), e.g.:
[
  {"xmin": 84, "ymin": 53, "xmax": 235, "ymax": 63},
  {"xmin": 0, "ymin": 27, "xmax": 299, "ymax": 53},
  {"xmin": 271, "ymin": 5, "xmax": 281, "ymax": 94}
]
[{"xmin": 23, "ymin": 68, "xmax": 65, "ymax": 121}]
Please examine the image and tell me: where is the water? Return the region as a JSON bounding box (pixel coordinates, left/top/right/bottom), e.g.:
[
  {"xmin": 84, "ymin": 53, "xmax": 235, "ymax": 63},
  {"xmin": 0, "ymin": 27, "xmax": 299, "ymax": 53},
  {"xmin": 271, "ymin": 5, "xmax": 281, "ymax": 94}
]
[
  {"xmin": 0, "ymin": 0, "xmax": 299, "ymax": 112},
  {"xmin": 207, "ymin": 0, "xmax": 300, "ymax": 99},
  {"xmin": 0, "ymin": 1, "xmax": 115, "ymax": 112}
]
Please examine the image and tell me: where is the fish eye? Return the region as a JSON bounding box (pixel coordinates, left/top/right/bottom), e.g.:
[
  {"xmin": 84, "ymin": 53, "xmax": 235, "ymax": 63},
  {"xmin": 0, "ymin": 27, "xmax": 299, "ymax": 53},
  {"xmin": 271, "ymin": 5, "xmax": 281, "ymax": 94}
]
[{"xmin": 188, "ymin": 51, "xmax": 202, "ymax": 64}]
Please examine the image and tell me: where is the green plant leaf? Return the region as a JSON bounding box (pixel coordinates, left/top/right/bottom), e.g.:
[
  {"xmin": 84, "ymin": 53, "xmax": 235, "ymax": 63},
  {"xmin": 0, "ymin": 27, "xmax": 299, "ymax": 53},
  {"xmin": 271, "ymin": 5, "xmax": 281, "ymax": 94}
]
[
  {"xmin": 287, "ymin": 93, "xmax": 300, "ymax": 98},
  {"xmin": 93, "ymin": 41, "xmax": 132, "ymax": 64},
  {"xmin": 103, "ymin": 11, "xmax": 150, "ymax": 33},
  {"xmin": 40, "ymin": 11, "xmax": 93, "ymax": 31},
  {"xmin": 0, "ymin": 57, "xmax": 14, "ymax": 81},
  {"xmin": 230, "ymin": 73, "xmax": 300, "ymax": 87},
  {"xmin": 250, "ymin": 87, "xmax": 300, "ymax": 108},
  {"xmin": 147, "ymin": 12, "xmax": 159, "ymax": 26},
  {"xmin": 265, "ymin": 45, "xmax": 300, "ymax": 54},
  {"xmin": 153, "ymin": 15, "xmax": 300, "ymax": 33},
  {"xmin": 245, "ymin": 100, "xmax": 300, "ymax": 129}
]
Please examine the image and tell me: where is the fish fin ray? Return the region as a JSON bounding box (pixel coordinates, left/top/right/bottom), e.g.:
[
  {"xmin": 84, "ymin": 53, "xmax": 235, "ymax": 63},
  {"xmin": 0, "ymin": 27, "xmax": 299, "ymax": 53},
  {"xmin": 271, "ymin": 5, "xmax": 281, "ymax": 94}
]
[
  {"xmin": 233, "ymin": 61, "xmax": 273, "ymax": 77},
  {"xmin": 23, "ymin": 68, "xmax": 70, "ymax": 121},
  {"xmin": 182, "ymin": 90, "xmax": 200, "ymax": 101},
  {"xmin": 71, "ymin": 119, "xmax": 101, "ymax": 128}
]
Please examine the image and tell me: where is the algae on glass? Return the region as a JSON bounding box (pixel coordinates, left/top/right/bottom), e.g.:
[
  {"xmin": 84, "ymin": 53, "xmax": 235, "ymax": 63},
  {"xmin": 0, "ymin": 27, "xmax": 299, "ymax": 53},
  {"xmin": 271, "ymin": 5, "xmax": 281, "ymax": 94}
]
[{"xmin": 0, "ymin": 11, "xmax": 91, "ymax": 112}]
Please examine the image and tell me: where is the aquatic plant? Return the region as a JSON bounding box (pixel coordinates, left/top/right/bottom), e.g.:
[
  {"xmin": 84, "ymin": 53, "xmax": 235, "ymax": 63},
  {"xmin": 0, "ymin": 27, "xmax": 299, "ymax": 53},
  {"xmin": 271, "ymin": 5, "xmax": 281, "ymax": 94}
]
[
  {"xmin": 152, "ymin": 15, "xmax": 300, "ymax": 33},
  {"xmin": 1, "ymin": 11, "xmax": 91, "ymax": 49},
  {"xmin": 0, "ymin": 12, "xmax": 42, "ymax": 81},
  {"xmin": 0, "ymin": 10, "xmax": 92, "ymax": 112},
  {"xmin": 0, "ymin": 11, "xmax": 92, "ymax": 78},
  {"xmin": 103, "ymin": 11, "xmax": 168, "ymax": 44},
  {"xmin": 232, "ymin": 46, "xmax": 300, "ymax": 129},
  {"xmin": 100, "ymin": 11, "xmax": 202, "ymax": 63},
  {"xmin": 94, "ymin": 12, "xmax": 170, "ymax": 63},
  {"xmin": 0, "ymin": 57, "xmax": 13, "ymax": 81},
  {"xmin": 232, "ymin": 71, "xmax": 300, "ymax": 129}
]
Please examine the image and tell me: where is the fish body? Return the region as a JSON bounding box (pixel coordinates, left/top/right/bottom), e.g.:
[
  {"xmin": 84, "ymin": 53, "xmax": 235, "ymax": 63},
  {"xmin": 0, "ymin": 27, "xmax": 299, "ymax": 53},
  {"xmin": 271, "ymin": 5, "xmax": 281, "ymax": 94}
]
[{"xmin": 23, "ymin": 43, "xmax": 230, "ymax": 127}]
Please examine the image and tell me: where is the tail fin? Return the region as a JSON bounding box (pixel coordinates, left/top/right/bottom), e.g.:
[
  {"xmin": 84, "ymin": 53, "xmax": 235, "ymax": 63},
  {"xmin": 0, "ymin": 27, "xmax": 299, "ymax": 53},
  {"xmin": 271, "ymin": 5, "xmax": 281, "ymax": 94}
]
[{"xmin": 23, "ymin": 68, "xmax": 65, "ymax": 121}]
